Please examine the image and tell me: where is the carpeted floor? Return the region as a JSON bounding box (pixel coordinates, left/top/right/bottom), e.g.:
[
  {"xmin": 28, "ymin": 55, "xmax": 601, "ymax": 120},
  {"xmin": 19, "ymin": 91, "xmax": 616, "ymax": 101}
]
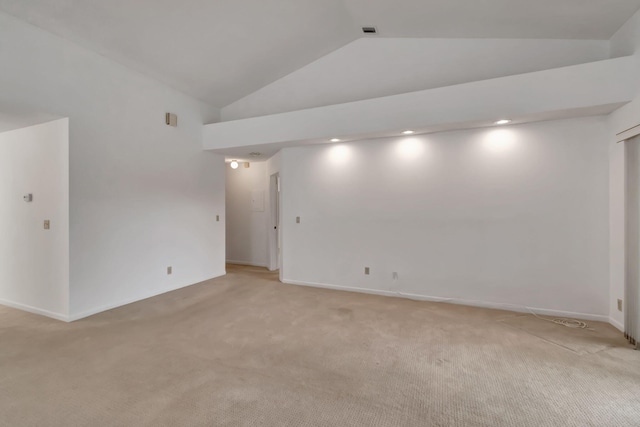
[{"xmin": 1, "ymin": 265, "xmax": 640, "ymax": 426}]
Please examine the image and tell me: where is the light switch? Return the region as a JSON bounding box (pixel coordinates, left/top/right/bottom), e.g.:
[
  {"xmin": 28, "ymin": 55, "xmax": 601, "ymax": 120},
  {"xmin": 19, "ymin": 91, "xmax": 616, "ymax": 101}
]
[
  {"xmin": 23, "ymin": 194, "xmax": 33, "ymax": 202},
  {"xmin": 165, "ymin": 112, "xmax": 177, "ymax": 127},
  {"xmin": 216, "ymin": 215, "xmax": 220, "ymax": 222},
  {"xmin": 44, "ymin": 220, "xmax": 50, "ymax": 230},
  {"xmin": 296, "ymin": 216, "xmax": 300, "ymax": 223}
]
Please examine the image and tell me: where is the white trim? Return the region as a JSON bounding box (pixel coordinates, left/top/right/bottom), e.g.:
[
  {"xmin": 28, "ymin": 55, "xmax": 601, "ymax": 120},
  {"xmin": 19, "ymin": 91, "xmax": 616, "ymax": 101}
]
[
  {"xmin": 617, "ymin": 124, "xmax": 640, "ymax": 143},
  {"xmin": 0, "ymin": 298, "xmax": 69, "ymax": 322},
  {"xmin": 68, "ymin": 271, "xmax": 226, "ymax": 322},
  {"xmin": 609, "ymin": 317, "xmax": 625, "ymax": 332},
  {"xmin": 226, "ymin": 260, "xmax": 268, "ymax": 268},
  {"xmin": 282, "ymin": 279, "xmax": 609, "ymax": 322}
]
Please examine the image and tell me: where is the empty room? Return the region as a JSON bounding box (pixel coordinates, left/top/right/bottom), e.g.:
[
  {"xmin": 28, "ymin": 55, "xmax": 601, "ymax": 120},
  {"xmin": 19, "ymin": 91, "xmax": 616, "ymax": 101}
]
[{"xmin": 2, "ymin": 1, "xmax": 640, "ymax": 425}]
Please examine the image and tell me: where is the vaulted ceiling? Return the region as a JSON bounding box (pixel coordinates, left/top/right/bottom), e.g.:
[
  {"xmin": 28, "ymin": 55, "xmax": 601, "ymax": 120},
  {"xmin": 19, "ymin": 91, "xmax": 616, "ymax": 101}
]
[{"xmin": 1, "ymin": 0, "xmax": 639, "ymax": 108}]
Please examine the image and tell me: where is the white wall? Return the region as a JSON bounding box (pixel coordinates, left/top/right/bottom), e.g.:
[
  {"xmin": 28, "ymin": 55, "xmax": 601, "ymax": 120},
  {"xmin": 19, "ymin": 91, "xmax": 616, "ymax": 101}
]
[
  {"xmin": 226, "ymin": 162, "xmax": 269, "ymax": 267},
  {"xmin": 607, "ymin": 8, "xmax": 640, "ymax": 330},
  {"xmin": 266, "ymin": 152, "xmax": 282, "ymax": 178},
  {"xmin": 205, "ymin": 56, "xmax": 638, "ymax": 151},
  {"xmin": 610, "ymin": 9, "xmax": 640, "ymax": 57},
  {"xmin": 280, "ymin": 117, "xmax": 610, "ymax": 320},
  {"xmin": 222, "ymin": 38, "xmax": 610, "ymax": 120},
  {"xmin": 609, "ymin": 137, "xmax": 626, "ymax": 331},
  {"xmin": 0, "ymin": 119, "xmax": 69, "ymax": 320},
  {"xmin": 0, "ymin": 11, "xmax": 225, "ymax": 320}
]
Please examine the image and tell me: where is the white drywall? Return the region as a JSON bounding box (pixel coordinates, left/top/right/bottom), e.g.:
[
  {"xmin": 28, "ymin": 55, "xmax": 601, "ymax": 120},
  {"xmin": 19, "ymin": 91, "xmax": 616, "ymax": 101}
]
[
  {"xmin": 609, "ymin": 136, "xmax": 626, "ymax": 331},
  {"xmin": 280, "ymin": 117, "xmax": 610, "ymax": 320},
  {"xmin": 608, "ymin": 8, "xmax": 640, "ymax": 330},
  {"xmin": 266, "ymin": 152, "xmax": 282, "ymax": 178},
  {"xmin": 0, "ymin": 119, "xmax": 69, "ymax": 320},
  {"xmin": 205, "ymin": 56, "xmax": 639, "ymax": 152},
  {"xmin": 222, "ymin": 38, "xmax": 610, "ymax": 120},
  {"xmin": 611, "ymin": 8, "xmax": 640, "ymax": 57},
  {"xmin": 0, "ymin": 11, "xmax": 225, "ymax": 320},
  {"xmin": 226, "ymin": 162, "xmax": 269, "ymax": 267}
]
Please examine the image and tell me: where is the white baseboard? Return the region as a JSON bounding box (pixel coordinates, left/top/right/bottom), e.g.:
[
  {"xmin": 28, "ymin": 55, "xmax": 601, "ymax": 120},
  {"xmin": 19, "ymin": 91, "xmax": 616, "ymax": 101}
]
[
  {"xmin": 226, "ymin": 260, "xmax": 268, "ymax": 268},
  {"xmin": 0, "ymin": 298, "xmax": 69, "ymax": 322},
  {"xmin": 281, "ymin": 279, "xmax": 609, "ymax": 323},
  {"xmin": 609, "ymin": 317, "xmax": 624, "ymax": 332},
  {"xmin": 68, "ymin": 270, "xmax": 226, "ymax": 322}
]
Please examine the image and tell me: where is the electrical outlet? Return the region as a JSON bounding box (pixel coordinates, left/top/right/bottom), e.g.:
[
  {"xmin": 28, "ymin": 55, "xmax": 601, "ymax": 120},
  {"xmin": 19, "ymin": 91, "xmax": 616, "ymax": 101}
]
[
  {"xmin": 167, "ymin": 266, "xmax": 172, "ymax": 275},
  {"xmin": 364, "ymin": 267, "xmax": 370, "ymax": 275},
  {"xmin": 296, "ymin": 216, "xmax": 300, "ymax": 224},
  {"xmin": 216, "ymin": 215, "xmax": 220, "ymax": 222},
  {"xmin": 44, "ymin": 220, "xmax": 50, "ymax": 230},
  {"xmin": 618, "ymin": 299, "xmax": 623, "ymax": 311},
  {"xmin": 392, "ymin": 272, "xmax": 398, "ymax": 280}
]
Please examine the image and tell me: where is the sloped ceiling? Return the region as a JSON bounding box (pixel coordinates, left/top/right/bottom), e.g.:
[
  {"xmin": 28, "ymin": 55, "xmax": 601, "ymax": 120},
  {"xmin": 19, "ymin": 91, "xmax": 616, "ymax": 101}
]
[
  {"xmin": 343, "ymin": 0, "xmax": 640, "ymax": 39},
  {"xmin": 221, "ymin": 38, "xmax": 611, "ymax": 120},
  {"xmin": 0, "ymin": 0, "xmax": 639, "ymax": 108}
]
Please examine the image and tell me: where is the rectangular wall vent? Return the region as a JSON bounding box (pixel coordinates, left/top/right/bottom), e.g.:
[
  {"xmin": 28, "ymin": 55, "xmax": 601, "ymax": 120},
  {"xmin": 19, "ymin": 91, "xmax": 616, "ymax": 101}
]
[{"xmin": 362, "ymin": 26, "xmax": 377, "ymax": 34}]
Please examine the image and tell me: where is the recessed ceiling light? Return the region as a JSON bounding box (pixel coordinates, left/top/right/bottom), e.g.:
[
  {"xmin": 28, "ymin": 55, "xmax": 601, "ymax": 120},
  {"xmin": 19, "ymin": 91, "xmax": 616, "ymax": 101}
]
[
  {"xmin": 495, "ymin": 119, "xmax": 511, "ymax": 125},
  {"xmin": 330, "ymin": 138, "xmax": 341, "ymax": 142},
  {"xmin": 230, "ymin": 160, "xmax": 239, "ymax": 169},
  {"xmin": 402, "ymin": 130, "xmax": 415, "ymax": 135}
]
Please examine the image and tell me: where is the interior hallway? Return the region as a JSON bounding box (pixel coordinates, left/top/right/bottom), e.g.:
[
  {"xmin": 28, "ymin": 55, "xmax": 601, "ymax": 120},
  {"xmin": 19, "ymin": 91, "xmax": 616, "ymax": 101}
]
[{"xmin": 1, "ymin": 264, "xmax": 639, "ymax": 426}]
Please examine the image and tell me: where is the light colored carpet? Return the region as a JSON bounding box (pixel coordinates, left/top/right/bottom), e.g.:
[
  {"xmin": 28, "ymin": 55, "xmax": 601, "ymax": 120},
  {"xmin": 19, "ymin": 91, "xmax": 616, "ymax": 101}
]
[{"xmin": 1, "ymin": 264, "xmax": 640, "ymax": 426}]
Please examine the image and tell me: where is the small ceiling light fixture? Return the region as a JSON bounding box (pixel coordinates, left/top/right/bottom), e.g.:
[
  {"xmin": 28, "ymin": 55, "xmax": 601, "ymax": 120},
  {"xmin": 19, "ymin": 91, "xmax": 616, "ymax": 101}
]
[
  {"xmin": 230, "ymin": 160, "xmax": 239, "ymax": 169},
  {"xmin": 495, "ymin": 119, "xmax": 511, "ymax": 125},
  {"xmin": 330, "ymin": 138, "xmax": 341, "ymax": 142},
  {"xmin": 249, "ymin": 152, "xmax": 262, "ymax": 157},
  {"xmin": 402, "ymin": 130, "xmax": 415, "ymax": 135}
]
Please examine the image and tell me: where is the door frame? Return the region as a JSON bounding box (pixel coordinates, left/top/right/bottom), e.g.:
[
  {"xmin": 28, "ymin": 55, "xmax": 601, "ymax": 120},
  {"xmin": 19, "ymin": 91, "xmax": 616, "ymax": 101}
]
[{"xmin": 268, "ymin": 173, "xmax": 281, "ymax": 272}]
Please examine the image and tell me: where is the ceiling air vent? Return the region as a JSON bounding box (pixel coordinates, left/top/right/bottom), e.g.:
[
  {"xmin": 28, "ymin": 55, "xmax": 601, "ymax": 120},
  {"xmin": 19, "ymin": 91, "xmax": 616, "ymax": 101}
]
[{"xmin": 362, "ymin": 26, "xmax": 377, "ymax": 34}]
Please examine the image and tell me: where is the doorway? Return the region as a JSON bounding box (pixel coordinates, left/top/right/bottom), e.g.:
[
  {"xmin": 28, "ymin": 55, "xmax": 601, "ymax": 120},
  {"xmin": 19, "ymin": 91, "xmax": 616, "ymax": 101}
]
[
  {"xmin": 268, "ymin": 173, "xmax": 280, "ymax": 272},
  {"xmin": 626, "ymin": 135, "xmax": 640, "ymax": 347}
]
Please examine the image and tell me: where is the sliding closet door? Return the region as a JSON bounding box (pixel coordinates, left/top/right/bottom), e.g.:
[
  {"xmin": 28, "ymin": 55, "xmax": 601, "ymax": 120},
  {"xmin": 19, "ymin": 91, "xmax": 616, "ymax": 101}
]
[{"xmin": 625, "ymin": 136, "xmax": 640, "ymax": 348}]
